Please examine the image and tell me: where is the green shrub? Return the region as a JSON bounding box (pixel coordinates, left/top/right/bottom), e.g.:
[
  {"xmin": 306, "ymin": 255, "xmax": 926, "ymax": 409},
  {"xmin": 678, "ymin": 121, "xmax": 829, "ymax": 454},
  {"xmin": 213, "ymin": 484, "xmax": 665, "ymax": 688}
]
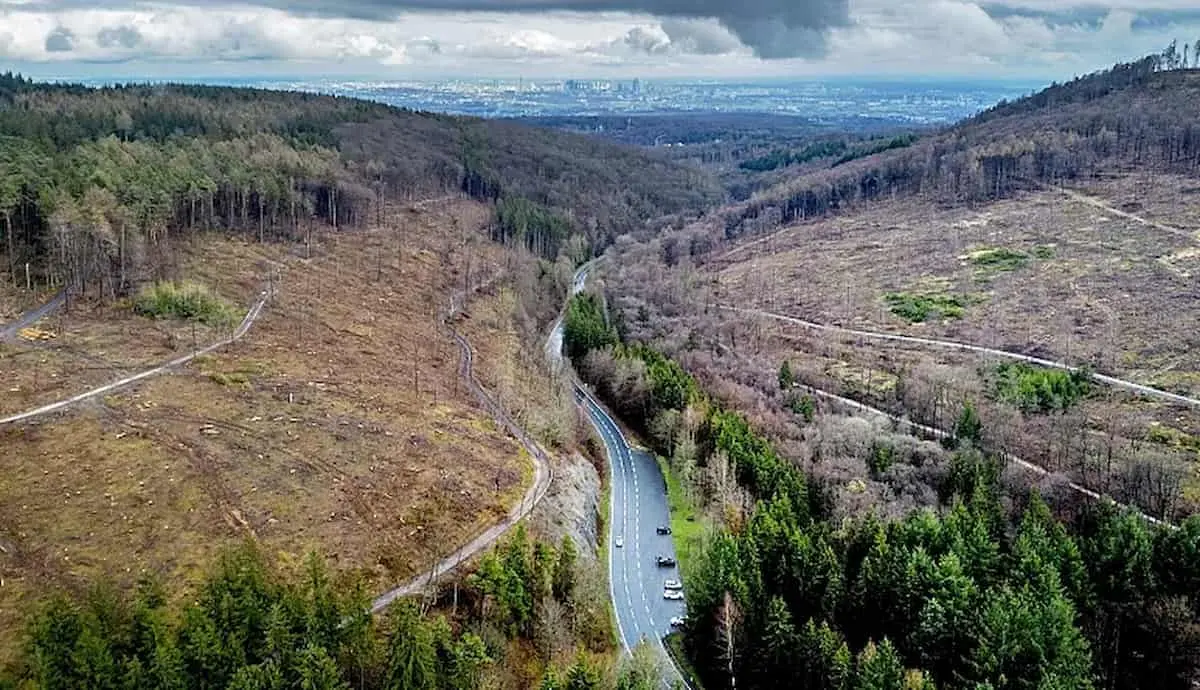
[
  {"xmin": 786, "ymin": 392, "xmax": 816, "ymax": 422},
  {"xmin": 885, "ymin": 292, "xmax": 967, "ymax": 323},
  {"xmin": 991, "ymin": 362, "xmax": 1091, "ymax": 413},
  {"xmin": 134, "ymin": 281, "xmax": 239, "ymax": 327},
  {"xmin": 1033, "ymin": 245, "xmax": 1056, "ymax": 259},
  {"xmin": 867, "ymin": 442, "xmax": 895, "ymax": 476},
  {"xmin": 970, "ymin": 247, "xmax": 1029, "ymax": 272}
]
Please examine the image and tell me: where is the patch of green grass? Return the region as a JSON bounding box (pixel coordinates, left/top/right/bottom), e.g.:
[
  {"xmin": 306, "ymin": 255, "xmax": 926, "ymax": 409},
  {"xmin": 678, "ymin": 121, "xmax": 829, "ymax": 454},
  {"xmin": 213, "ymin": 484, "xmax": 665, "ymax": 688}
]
[
  {"xmin": 655, "ymin": 455, "xmax": 708, "ymax": 580},
  {"xmin": 1033, "ymin": 245, "xmax": 1056, "ymax": 259},
  {"xmin": 208, "ymin": 372, "xmax": 250, "ymax": 387},
  {"xmin": 884, "ymin": 292, "xmax": 968, "ymax": 323},
  {"xmin": 990, "ymin": 362, "xmax": 1091, "ymax": 413},
  {"xmin": 969, "ymin": 247, "xmax": 1029, "ymax": 272},
  {"xmin": 134, "ymin": 281, "xmax": 240, "ymax": 327}
]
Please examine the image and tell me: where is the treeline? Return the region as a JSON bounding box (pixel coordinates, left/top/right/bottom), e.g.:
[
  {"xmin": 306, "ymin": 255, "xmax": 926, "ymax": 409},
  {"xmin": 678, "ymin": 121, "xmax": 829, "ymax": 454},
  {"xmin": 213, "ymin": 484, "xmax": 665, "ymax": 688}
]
[
  {"xmin": 563, "ymin": 293, "xmax": 1200, "ymax": 690},
  {"xmin": 739, "ymin": 134, "xmax": 919, "ymax": 173},
  {"xmin": 1, "ymin": 528, "xmax": 663, "ymax": 690},
  {"xmin": 830, "ymin": 134, "xmax": 919, "ymax": 167},
  {"xmin": 0, "ymin": 74, "xmax": 721, "ymax": 298},
  {"xmin": 713, "ymin": 46, "xmax": 1200, "ymax": 244},
  {"xmin": 0, "ymin": 133, "xmax": 361, "ymax": 297},
  {"xmin": 739, "ymin": 140, "xmax": 851, "ymax": 172}
]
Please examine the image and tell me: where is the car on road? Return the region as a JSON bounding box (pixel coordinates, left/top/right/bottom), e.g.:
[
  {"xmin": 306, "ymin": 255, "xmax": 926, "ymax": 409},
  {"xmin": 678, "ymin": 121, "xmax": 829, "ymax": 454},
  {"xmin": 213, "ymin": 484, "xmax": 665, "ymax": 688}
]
[
  {"xmin": 669, "ymin": 616, "xmax": 686, "ymax": 628},
  {"xmin": 656, "ymin": 525, "xmax": 672, "ymax": 535},
  {"xmin": 614, "ymin": 536, "xmax": 623, "ymax": 548},
  {"xmin": 663, "ymin": 589, "xmax": 684, "ymax": 600},
  {"xmin": 656, "ymin": 555, "xmax": 677, "ymax": 567},
  {"xmin": 664, "ymin": 579, "xmax": 683, "ymax": 590}
]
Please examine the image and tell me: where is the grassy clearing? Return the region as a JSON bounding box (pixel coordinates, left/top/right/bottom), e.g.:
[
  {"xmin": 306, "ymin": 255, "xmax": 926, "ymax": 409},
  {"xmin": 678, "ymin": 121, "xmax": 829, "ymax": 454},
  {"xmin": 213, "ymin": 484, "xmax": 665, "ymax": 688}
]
[
  {"xmin": 826, "ymin": 361, "xmax": 898, "ymax": 397},
  {"xmin": 884, "ymin": 291, "xmax": 968, "ymax": 323},
  {"xmin": 969, "ymin": 247, "xmax": 1029, "ymax": 273},
  {"xmin": 134, "ymin": 280, "xmax": 241, "ymax": 327},
  {"xmin": 655, "ymin": 455, "xmax": 708, "ymax": 580}
]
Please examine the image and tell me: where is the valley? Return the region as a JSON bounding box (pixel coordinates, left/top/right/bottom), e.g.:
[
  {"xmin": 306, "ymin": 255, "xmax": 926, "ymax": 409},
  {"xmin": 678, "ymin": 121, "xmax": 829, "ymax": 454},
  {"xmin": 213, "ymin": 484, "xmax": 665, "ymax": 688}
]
[{"xmin": 4, "ymin": 41, "xmax": 1200, "ymax": 690}]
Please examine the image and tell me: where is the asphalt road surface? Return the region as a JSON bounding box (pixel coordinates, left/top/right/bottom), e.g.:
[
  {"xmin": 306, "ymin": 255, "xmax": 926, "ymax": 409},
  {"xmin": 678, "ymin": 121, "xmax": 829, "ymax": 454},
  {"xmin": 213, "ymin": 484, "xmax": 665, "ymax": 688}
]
[
  {"xmin": 578, "ymin": 387, "xmax": 687, "ymax": 683},
  {"xmin": 549, "ymin": 260, "xmax": 689, "ymax": 686}
]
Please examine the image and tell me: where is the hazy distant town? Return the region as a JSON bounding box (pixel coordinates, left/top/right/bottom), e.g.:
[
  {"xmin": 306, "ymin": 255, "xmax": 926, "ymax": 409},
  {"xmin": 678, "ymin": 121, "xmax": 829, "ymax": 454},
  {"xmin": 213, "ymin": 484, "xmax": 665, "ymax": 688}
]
[{"xmin": 79, "ymin": 75, "xmax": 1042, "ymax": 125}]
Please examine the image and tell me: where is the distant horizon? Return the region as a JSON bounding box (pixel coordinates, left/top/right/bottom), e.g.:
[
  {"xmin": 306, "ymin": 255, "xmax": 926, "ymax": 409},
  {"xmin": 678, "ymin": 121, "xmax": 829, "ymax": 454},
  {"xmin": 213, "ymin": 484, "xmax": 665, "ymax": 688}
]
[{"xmin": 12, "ymin": 70, "xmax": 1052, "ymax": 90}]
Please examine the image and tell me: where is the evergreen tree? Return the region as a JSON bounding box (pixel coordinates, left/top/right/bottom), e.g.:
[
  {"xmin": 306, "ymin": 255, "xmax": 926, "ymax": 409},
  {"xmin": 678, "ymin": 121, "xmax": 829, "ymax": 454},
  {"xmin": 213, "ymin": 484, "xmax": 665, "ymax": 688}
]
[
  {"xmin": 778, "ymin": 360, "xmax": 795, "ymax": 391},
  {"xmin": 384, "ymin": 601, "xmax": 438, "ymax": 690},
  {"xmin": 565, "ymin": 653, "xmax": 605, "ymax": 690},
  {"xmin": 553, "ymin": 536, "xmax": 579, "ymax": 603},
  {"xmin": 854, "ymin": 640, "xmax": 906, "ymax": 690},
  {"xmin": 296, "ymin": 645, "xmax": 349, "ymax": 690}
]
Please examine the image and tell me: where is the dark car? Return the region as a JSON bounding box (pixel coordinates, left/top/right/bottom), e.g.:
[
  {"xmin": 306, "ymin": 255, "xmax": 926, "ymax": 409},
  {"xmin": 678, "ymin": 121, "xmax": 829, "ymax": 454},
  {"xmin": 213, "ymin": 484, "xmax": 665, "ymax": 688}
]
[
  {"xmin": 656, "ymin": 555, "xmax": 677, "ymax": 567},
  {"xmin": 656, "ymin": 526, "xmax": 672, "ymax": 535}
]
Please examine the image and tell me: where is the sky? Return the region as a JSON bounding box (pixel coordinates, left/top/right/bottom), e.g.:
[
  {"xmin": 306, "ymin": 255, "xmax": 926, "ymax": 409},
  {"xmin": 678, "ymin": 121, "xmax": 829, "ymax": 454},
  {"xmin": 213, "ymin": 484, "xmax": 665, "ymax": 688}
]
[{"xmin": 1, "ymin": 0, "xmax": 1199, "ymax": 81}]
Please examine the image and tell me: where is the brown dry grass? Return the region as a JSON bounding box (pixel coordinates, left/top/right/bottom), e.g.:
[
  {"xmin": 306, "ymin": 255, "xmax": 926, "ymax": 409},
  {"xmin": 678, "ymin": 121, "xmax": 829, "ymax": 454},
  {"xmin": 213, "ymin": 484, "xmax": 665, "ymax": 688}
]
[
  {"xmin": 712, "ymin": 175, "xmax": 1200, "ymax": 396},
  {"xmin": 697, "ymin": 174, "xmax": 1200, "ymax": 515},
  {"xmin": 0, "ymin": 199, "xmax": 533, "ymax": 665}
]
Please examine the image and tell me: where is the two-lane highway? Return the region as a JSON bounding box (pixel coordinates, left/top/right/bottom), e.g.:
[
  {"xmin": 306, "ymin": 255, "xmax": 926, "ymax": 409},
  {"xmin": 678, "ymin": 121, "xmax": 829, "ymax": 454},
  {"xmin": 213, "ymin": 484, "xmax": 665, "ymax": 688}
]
[
  {"xmin": 578, "ymin": 387, "xmax": 686, "ymax": 659},
  {"xmin": 548, "ymin": 261, "xmax": 687, "ymax": 685}
]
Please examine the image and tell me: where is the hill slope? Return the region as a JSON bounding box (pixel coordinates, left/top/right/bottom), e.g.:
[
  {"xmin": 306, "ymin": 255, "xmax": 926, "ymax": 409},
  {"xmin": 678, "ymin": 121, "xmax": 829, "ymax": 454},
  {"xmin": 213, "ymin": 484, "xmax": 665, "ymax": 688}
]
[
  {"xmin": 0, "ymin": 74, "xmax": 722, "ymax": 301},
  {"xmin": 716, "ymin": 61, "xmax": 1200, "ymax": 242}
]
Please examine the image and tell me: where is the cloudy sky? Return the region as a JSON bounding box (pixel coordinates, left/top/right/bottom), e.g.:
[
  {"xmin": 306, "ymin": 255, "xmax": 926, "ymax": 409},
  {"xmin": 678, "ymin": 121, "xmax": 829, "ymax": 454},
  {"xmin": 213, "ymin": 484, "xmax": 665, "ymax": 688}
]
[{"xmin": 2, "ymin": 0, "xmax": 1199, "ymax": 80}]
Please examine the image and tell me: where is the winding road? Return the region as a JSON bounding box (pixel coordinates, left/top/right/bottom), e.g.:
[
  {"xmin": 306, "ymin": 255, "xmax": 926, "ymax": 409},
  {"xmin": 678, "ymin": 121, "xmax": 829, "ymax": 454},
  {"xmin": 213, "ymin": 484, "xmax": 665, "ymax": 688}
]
[
  {"xmin": 1, "ymin": 197, "xmax": 555, "ymax": 619},
  {"xmin": 721, "ymin": 304, "xmax": 1200, "ymax": 409},
  {"xmin": 371, "ymin": 267, "xmax": 554, "ymax": 611},
  {"xmin": 549, "ymin": 263, "xmax": 689, "ymax": 687},
  {"xmin": 1, "ymin": 287, "xmax": 272, "ymax": 425}
]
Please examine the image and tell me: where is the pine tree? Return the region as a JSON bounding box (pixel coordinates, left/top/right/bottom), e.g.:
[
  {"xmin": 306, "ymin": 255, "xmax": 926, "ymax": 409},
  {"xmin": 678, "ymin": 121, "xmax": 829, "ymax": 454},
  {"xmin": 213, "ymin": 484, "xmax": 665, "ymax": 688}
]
[
  {"xmin": 446, "ymin": 633, "xmax": 492, "ymax": 690},
  {"xmin": 384, "ymin": 601, "xmax": 438, "ymax": 690},
  {"xmin": 854, "ymin": 640, "xmax": 906, "ymax": 690},
  {"xmin": 296, "ymin": 645, "xmax": 349, "ymax": 690},
  {"xmin": 565, "ymin": 653, "xmax": 605, "ymax": 690},
  {"xmin": 778, "ymin": 360, "xmax": 795, "ymax": 391},
  {"xmin": 757, "ymin": 597, "xmax": 798, "ymax": 684},
  {"xmin": 553, "ymin": 536, "xmax": 578, "ymax": 603}
]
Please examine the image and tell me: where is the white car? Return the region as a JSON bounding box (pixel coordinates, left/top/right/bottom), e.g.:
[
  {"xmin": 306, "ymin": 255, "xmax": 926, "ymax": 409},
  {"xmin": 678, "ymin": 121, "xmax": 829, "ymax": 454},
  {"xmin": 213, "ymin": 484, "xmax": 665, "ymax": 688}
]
[
  {"xmin": 664, "ymin": 579, "xmax": 683, "ymax": 591},
  {"xmin": 614, "ymin": 536, "xmax": 623, "ymax": 548},
  {"xmin": 663, "ymin": 589, "xmax": 684, "ymax": 601},
  {"xmin": 669, "ymin": 616, "xmax": 686, "ymax": 628}
]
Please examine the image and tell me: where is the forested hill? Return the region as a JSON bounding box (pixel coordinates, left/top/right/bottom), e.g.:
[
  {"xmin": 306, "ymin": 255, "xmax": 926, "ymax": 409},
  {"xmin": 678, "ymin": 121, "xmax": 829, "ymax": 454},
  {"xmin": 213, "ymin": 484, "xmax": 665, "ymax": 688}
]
[
  {"xmin": 717, "ymin": 53, "xmax": 1200, "ymax": 241},
  {"xmin": 0, "ymin": 73, "xmax": 721, "ymax": 297}
]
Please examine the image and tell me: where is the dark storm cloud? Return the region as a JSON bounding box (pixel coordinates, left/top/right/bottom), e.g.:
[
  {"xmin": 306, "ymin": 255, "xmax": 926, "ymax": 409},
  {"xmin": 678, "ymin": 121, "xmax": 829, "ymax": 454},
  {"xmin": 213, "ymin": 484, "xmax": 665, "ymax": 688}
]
[
  {"xmin": 659, "ymin": 18, "xmax": 741, "ymax": 55},
  {"xmin": 274, "ymin": 0, "xmax": 851, "ymax": 58},
  {"xmin": 3, "ymin": 0, "xmax": 849, "ymax": 58},
  {"xmin": 44, "ymin": 26, "xmax": 74, "ymax": 52}
]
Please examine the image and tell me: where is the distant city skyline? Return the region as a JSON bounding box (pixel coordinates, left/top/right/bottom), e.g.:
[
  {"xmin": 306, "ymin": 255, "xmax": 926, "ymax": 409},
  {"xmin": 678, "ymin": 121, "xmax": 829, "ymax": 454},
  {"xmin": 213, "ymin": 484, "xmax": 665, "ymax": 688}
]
[{"xmin": 43, "ymin": 75, "xmax": 1036, "ymax": 124}]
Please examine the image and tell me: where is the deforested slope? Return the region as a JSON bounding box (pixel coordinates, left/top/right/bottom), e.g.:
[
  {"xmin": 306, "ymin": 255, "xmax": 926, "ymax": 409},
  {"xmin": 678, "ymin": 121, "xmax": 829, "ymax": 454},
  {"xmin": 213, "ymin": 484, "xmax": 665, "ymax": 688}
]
[{"xmin": 716, "ymin": 58, "xmax": 1200, "ymax": 242}]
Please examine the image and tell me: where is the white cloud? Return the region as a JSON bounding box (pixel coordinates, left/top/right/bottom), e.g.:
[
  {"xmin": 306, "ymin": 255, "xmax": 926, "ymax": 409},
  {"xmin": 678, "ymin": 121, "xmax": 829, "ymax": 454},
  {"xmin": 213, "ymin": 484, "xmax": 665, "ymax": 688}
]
[{"xmin": 0, "ymin": 0, "xmax": 1196, "ymax": 77}]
